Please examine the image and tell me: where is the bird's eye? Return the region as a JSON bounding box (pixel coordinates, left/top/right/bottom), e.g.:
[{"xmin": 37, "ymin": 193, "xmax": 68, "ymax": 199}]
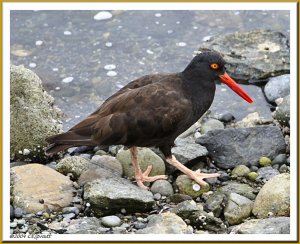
[{"xmin": 210, "ymin": 63, "xmax": 219, "ymax": 70}]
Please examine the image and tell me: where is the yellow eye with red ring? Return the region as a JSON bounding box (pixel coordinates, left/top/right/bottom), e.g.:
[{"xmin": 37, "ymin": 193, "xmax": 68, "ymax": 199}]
[{"xmin": 210, "ymin": 63, "xmax": 219, "ymax": 70}]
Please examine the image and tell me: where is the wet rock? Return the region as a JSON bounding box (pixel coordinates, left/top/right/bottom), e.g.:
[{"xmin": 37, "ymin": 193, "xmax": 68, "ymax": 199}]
[
  {"xmin": 259, "ymin": 156, "xmax": 272, "ymax": 167},
  {"xmin": 196, "ymin": 126, "xmax": 286, "ymax": 169},
  {"xmin": 56, "ymin": 156, "xmax": 89, "ymax": 179},
  {"xmin": 11, "ymin": 164, "xmax": 74, "ymax": 213},
  {"xmin": 136, "ymin": 212, "xmax": 193, "ymax": 234},
  {"xmin": 66, "ymin": 217, "xmax": 102, "ymax": 234},
  {"xmin": 231, "ymin": 165, "xmax": 250, "ymax": 177},
  {"xmin": 264, "ymin": 74, "xmax": 290, "ymax": 103},
  {"xmin": 200, "ymin": 30, "xmax": 290, "ymax": 81},
  {"xmin": 218, "ymin": 112, "xmax": 235, "ymax": 123},
  {"xmin": 253, "ymin": 173, "xmax": 290, "ymax": 218},
  {"xmin": 200, "ymin": 119, "xmax": 224, "ymax": 134},
  {"xmin": 171, "ymin": 137, "xmax": 208, "ymax": 165},
  {"xmin": 10, "ymin": 65, "xmax": 63, "ymax": 161},
  {"xmin": 218, "ymin": 181, "xmax": 256, "ymax": 200},
  {"xmin": 204, "ymin": 192, "xmax": 226, "ymax": 218},
  {"xmin": 101, "ymin": 216, "xmax": 122, "ymax": 227},
  {"xmin": 273, "ymin": 95, "xmax": 290, "ymax": 126},
  {"xmin": 116, "ymin": 147, "xmax": 165, "ymax": 178},
  {"xmin": 257, "ymin": 166, "xmax": 279, "ymax": 181},
  {"xmin": 175, "ymin": 175, "xmax": 210, "ymax": 198},
  {"xmin": 230, "ymin": 217, "xmax": 290, "ymax": 234},
  {"xmin": 169, "ymin": 194, "xmax": 193, "ymax": 204},
  {"xmin": 272, "ymin": 154, "xmax": 287, "ymax": 166},
  {"xmin": 83, "ymin": 178, "xmax": 155, "ymax": 217},
  {"xmin": 150, "ymin": 180, "xmax": 174, "ymax": 196},
  {"xmin": 224, "ymin": 193, "xmax": 253, "ymax": 225}
]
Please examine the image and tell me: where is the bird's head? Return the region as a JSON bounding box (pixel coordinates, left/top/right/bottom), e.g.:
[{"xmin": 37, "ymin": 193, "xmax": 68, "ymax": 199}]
[{"xmin": 184, "ymin": 49, "xmax": 253, "ymax": 103}]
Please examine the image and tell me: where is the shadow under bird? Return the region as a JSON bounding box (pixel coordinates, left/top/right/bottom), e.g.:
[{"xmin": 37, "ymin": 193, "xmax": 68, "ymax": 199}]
[{"xmin": 46, "ymin": 50, "xmax": 253, "ymax": 189}]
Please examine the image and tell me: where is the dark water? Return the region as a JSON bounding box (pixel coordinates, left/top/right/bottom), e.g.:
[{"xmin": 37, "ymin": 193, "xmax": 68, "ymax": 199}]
[{"xmin": 11, "ymin": 10, "xmax": 289, "ymax": 129}]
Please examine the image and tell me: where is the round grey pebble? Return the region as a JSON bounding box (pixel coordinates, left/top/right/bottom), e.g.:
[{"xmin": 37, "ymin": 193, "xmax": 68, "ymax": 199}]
[
  {"xmin": 272, "ymin": 154, "xmax": 287, "ymax": 166},
  {"xmin": 150, "ymin": 180, "xmax": 174, "ymax": 196},
  {"xmin": 62, "ymin": 206, "xmax": 80, "ymax": 215},
  {"xmin": 218, "ymin": 172, "xmax": 230, "ymax": 181},
  {"xmin": 279, "ymin": 164, "xmax": 288, "ymax": 173},
  {"xmin": 153, "ymin": 193, "xmax": 162, "ymax": 200},
  {"xmin": 272, "ymin": 164, "xmax": 279, "ymax": 170},
  {"xmin": 286, "ymin": 157, "xmax": 290, "ymax": 165},
  {"xmin": 36, "ymin": 211, "xmax": 43, "ymax": 216},
  {"xmin": 14, "ymin": 207, "xmax": 24, "ymax": 218},
  {"xmin": 120, "ymin": 223, "xmax": 130, "ymax": 228},
  {"xmin": 101, "ymin": 215, "xmax": 122, "ymax": 227},
  {"xmin": 134, "ymin": 222, "xmax": 146, "ymax": 229},
  {"xmin": 218, "ymin": 112, "xmax": 235, "ymax": 122},
  {"xmin": 250, "ymin": 166, "xmax": 259, "ymax": 172}
]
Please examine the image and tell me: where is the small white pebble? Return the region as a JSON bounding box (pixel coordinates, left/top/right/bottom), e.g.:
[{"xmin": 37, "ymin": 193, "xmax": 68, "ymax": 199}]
[
  {"xmin": 176, "ymin": 21, "xmax": 180, "ymax": 24},
  {"xmin": 202, "ymin": 35, "xmax": 211, "ymax": 42},
  {"xmin": 23, "ymin": 149, "xmax": 30, "ymax": 155},
  {"xmin": 94, "ymin": 11, "xmax": 112, "ymax": 20},
  {"xmin": 146, "ymin": 49, "xmax": 154, "ymax": 54},
  {"xmin": 155, "ymin": 13, "xmax": 162, "ymax": 17},
  {"xmin": 105, "ymin": 42, "xmax": 112, "ymax": 47},
  {"xmin": 62, "ymin": 77, "xmax": 74, "ymax": 83},
  {"xmin": 29, "ymin": 63, "xmax": 36, "ymax": 68},
  {"xmin": 19, "ymin": 150, "xmax": 23, "ymax": 154},
  {"xmin": 35, "ymin": 40, "xmax": 43, "ymax": 46},
  {"xmin": 193, "ymin": 26, "xmax": 198, "ymax": 30},
  {"xmin": 221, "ymin": 88, "xmax": 227, "ymax": 92},
  {"xmin": 167, "ymin": 30, "xmax": 173, "ymax": 34},
  {"xmin": 52, "ymin": 68, "xmax": 58, "ymax": 71},
  {"xmin": 63, "ymin": 30, "xmax": 72, "ymax": 35},
  {"xmin": 155, "ymin": 21, "xmax": 160, "ymax": 25},
  {"xmin": 234, "ymin": 11, "xmax": 240, "ymax": 15},
  {"xmin": 107, "ymin": 71, "xmax": 117, "ymax": 77},
  {"xmin": 55, "ymin": 86, "xmax": 60, "ymax": 90},
  {"xmin": 104, "ymin": 64, "xmax": 116, "ymax": 70},
  {"xmin": 193, "ymin": 184, "xmax": 201, "ymax": 191},
  {"xmin": 116, "ymin": 84, "xmax": 124, "ymax": 89},
  {"xmin": 176, "ymin": 42, "xmax": 186, "ymax": 47}
]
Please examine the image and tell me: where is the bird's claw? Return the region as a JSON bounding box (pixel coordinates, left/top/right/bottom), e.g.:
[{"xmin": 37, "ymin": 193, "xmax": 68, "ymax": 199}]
[
  {"xmin": 135, "ymin": 165, "xmax": 168, "ymax": 190},
  {"xmin": 188, "ymin": 169, "xmax": 220, "ymax": 186}
]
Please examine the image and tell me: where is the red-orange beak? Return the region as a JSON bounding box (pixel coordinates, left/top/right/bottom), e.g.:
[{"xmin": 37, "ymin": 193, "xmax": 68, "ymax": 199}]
[{"xmin": 219, "ymin": 72, "xmax": 253, "ymax": 103}]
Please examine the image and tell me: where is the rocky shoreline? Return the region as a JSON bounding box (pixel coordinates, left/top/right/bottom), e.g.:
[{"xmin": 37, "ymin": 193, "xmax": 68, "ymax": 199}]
[{"xmin": 10, "ymin": 30, "xmax": 291, "ymax": 236}]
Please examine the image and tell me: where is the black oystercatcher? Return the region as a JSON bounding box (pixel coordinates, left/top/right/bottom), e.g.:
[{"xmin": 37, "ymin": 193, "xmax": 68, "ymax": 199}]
[{"xmin": 46, "ymin": 50, "xmax": 253, "ymax": 189}]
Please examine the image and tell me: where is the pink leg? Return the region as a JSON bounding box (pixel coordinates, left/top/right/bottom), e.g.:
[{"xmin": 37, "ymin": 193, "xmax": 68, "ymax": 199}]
[
  {"xmin": 166, "ymin": 155, "xmax": 220, "ymax": 186},
  {"xmin": 130, "ymin": 147, "xmax": 168, "ymax": 190}
]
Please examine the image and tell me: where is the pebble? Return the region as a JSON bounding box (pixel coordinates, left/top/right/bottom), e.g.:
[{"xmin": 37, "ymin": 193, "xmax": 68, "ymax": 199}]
[
  {"xmin": 62, "ymin": 207, "xmax": 80, "ymax": 216},
  {"xmin": 153, "ymin": 193, "xmax": 162, "ymax": 200},
  {"xmin": 14, "ymin": 207, "xmax": 24, "ymax": 218},
  {"xmin": 17, "ymin": 219, "xmax": 26, "ymax": 226},
  {"xmin": 94, "ymin": 11, "xmax": 112, "ymax": 20},
  {"xmin": 63, "ymin": 30, "xmax": 72, "ymax": 35},
  {"xmin": 29, "ymin": 63, "xmax": 37, "ymax": 68},
  {"xmin": 105, "ymin": 42, "xmax": 112, "ymax": 47},
  {"xmin": 247, "ymin": 172, "xmax": 258, "ymax": 181},
  {"xmin": 101, "ymin": 216, "xmax": 122, "ymax": 227},
  {"xmin": 150, "ymin": 180, "xmax": 174, "ymax": 196},
  {"xmin": 107, "ymin": 71, "xmax": 117, "ymax": 77},
  {"xmin": 272, "ymin": 154, "xmax": 287, "ymax": 166},
  {"xmin": 62, "ymin": 77, "xmax": 74, "ymax": 83},
  {"xmin": 134, "ymin": 222, "xmax": 146, "ymax": 229},
  {"xmin": 63, "ymin": 213, "xmax": 76, "ymax": 220},
  {"xmin": 250, "ymin": 165, "xmax": 258, "ymax": 172},
  {"xmin": 279, "ymin": 164, "xmax": 288, "ymax": 173},
  {"xmin": 218, "ymin": 112, "xmax": 235, "ymax": 123},
  {"xmin": 10, "ymin": 222, "xmax": 17, "ymax": 228},
  {"xmin": 176, "ymin": 42, "xmax": 187, "ymax": 47},
  {"xmin": 218, "ymin": 172, "xmax": 230, "ymax": 182},
  {"xmin": 20, "ymin": 225, "xmax": 28, "ymax": 233},
  {"xmin": 259, "ymin": 156, "xmax": 272, "ymax": 167},
  {"xmin": 35, "ymin": 40, "xmax": 43, "ymax": 46},
  {"xmin": 104, "ymin": 64, "xmax": 116, "ymax": 70},
  {"xmin": 231, "ymin": 165, "xmax": 250, "ymax": 177}
]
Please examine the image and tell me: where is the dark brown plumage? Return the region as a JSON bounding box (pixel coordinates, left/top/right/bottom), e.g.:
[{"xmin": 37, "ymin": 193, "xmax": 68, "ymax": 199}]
[{"xmin": 46, "ymin": 50, "xmax": 253, "ymax": 189}]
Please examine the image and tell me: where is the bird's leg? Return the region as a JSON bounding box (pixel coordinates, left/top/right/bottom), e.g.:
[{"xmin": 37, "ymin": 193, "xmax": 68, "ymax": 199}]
[
  {"xmin": 165, "ymin": 155, "xmax": 220, "ymax": 186},
  {"xmin": 130, "ymin": 147, "xmax": 168, "ymax": 190}
]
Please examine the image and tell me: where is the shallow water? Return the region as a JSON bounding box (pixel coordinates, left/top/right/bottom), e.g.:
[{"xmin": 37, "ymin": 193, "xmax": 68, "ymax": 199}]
[{"xmin": 11, "ymin": 10, "xmax": 289, "ymax": 129}]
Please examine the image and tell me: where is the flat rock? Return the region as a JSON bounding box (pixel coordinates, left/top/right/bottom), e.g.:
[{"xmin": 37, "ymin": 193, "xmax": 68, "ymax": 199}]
[
  {"xmin": 264, "ymin": 74, "xmax": 290, "ymax": 103},
  {"xmin": 273, "ymin": 95, "xmax": 290, "ymax": 126},
  {"xmin": 11, "ymin": 164, "xmax": 74, "ymax": 213},
  {"xmin": 224, "ymin": 193, "xmax": 253, "ymax": 225},
  {"xmin": 10, "ymin": 65, "xmax": 63, "ymax": 161},
  {"xmin": 136, "ymin": 212, "xmax": 193, "ymax": 234},
  {"xmin": 200, "ymin": 30, "xmax": 290, "ymax": 81},
  {"xmin": 66, "ymin": 217, "xmax": 102, "ymax": 234},
  {"xmin": 83, "ymin": 178, "xmax": 155, "ymax": 217},
  {"xmin": 252, "ymin": 173, "xmax": 290, "ymax": 218},
  {"xmin": 90, "ymin": 155, "xmax": 123, "ymax": 175},
  {"xmin": 196, "ymin": 126, "xmax": 286, "ymax": 169},
  {"xmin": 218, "ymin": 181, "xmax": 257, "ymax": 200},
  {"xmin": 56, "ymin": 156, "xmax": 89, "ymax": 179},
  {"xmin": 172, "ymin": 137, "xmax": 208, "ymax": 165},
  {"xmin": 204, "ymin": 192, "xmax": 226, "ymax": 218},
  {"xmin": 230, "ymin": 217, "xmax": 290, "ymax": 234},
  {"xmin": 200, "ymin": 119, "xmax": 224, "ymax": 134},
  {"xmin": 116, "ymin": 147, "xmax": 165, "ymax": 178},
  {"xmin": 257, "ymin": 166, "xmax": 279, "ymax": 181}
]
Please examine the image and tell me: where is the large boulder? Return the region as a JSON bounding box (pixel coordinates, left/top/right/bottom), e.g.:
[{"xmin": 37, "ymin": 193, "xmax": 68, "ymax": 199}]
[
  {"xmin": 10, "ymin": 65, "xmax": 63, "ymax": 161},
  {"xmin": 196, "ymin": 126, "xmax": 286, "ymax": 169},
  {"xmin": 200, "ymin": 30, "xmax": 290, "ymax": 81}
]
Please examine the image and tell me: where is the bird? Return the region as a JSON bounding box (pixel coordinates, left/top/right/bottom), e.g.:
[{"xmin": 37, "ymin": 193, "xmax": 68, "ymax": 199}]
[{"xmin": 46, "ymin": 49, "xmax": 253, "ymax": 190}]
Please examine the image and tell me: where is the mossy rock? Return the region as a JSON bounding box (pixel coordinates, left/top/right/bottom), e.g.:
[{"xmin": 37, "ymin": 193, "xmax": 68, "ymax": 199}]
[
  {"xmin": 259, "ymin": 156, "xmax": 272, "ymax": 167},
  {"xmin": 175, "ymin": 175, "xmax": 210, "ymax": 198}
]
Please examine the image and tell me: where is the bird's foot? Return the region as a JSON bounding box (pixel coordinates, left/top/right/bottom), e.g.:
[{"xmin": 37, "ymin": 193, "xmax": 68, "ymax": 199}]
[
  {"xmin": 135, "ymin": 165, "xmax": 168, "ymax": 190},
  {"xmin": 187, "ymin": 169, "xmax": 220, "ymax": 186}
]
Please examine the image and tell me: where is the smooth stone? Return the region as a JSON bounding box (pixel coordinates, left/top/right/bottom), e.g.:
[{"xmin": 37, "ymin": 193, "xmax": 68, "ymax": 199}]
[
  {"xmin": 63, "ymin": 213, "xmax": 76, "ymax": 220},
  {"xmin": 10, "ymin": 65, "xmax": 63, "ymax": 161},
  {"xmin": 231, "ymin": 165, "xmax": 250, "ymax": 177},
  {"xmin": 257, "ymin": 166, "xmax": 279, "ymax": 181},
  {"xmin": 197, "ymin": 126, "xmax": 286, "ymax": 169},
  {"xmin": 218, "ymin": 112, "xmax": 235, "ymax": 123},
  {"xmin": 259, "ymin": 156, "xmax": 272, "ymax": 167},
  {"xmin": 175, "ymin": 175, "xmax": 210, "ymax": 198},
  {"xmin": 264, "ymin": 74, "xmax": 290, "ymax": 103},
  {"xmin": 200, "ymin": 119, "xmax": 224, "ymax": 134},
  {"xmin": 224, "ymin": 193, "xmax": 253, "ymax": 225},
  {"xmin": 10, "ymin": 222, "xmax": 18, "ymax": 228},
  {"xmin": 62, "ymin": 207, "xmax": 80, "ymax": 216},
  {"xmin": 218, "ymin": 181, "xmax": 257, "ymax": 200},
  {"xmin": 204, "ymin": 192, "xmax": 226, "ymax": 218},
  {"xmin": 90, "ymin": 155, "xmax": 123, "ymax": 175},
  {"xmin": 66, "ymin": 217, "xmax": 102, "ymax": 234},
  {"xmin": 247, "ymin": 172, "xmax": 258, "ymax": 181},
  {"xmin": 56, "ymin": 156, "xmax": 89, "ymax": 179},
  {"xmin": 273, "ymin": 95, "xmax": 290, "ymax": 126},
  {"xmin": 279, "ymin": 164, "xmax": 288, "ymax": 173},
  {"xmin": 150, "ymin": 180, "xmax": 174, "ymax": 196},
  {"xmin": 116, "ymin": 147, "xmax": 165, "ymax": 178},
  {"xmin": 136, "ymin": 212, "xmax": 193, "ymax": 234},
  {"xmin": 272, "ymin": 154, "xmax": 287, "ymax": 166},
  {"xmin": 134, "ymin": 222, "xmax": 146, "ymax": 229},
  {"xmin": 230, "ymin": 217, "xmax": 290, "ymax": 234},
  {"xmin": 14, "ymin": 207, "xmax": 24, "ymax": 218},
  {"xmin": 83, "ymin": 178, "xmax": 155, "ymax": 217},
  {"xmin": 101, "ymin": 216, "xmax": 122, "ymax": 227},
  {"xmin": 11, "ymin": 164, "xmax": 74, "ymax": 213},
  {"xmin": 250, "ymin": 165, "xmax": 258, "ymax": 172},
  {"xmin": 253, "ymin": 173, "xmax": 290, "ymax": 218}
]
